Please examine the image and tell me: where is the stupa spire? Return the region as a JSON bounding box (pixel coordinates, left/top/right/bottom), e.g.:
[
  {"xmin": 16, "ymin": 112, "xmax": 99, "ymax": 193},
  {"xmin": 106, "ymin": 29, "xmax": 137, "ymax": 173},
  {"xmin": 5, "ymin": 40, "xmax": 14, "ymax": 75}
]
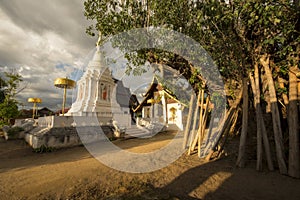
[{"xmin": 88, "ymin": 31, "xmax": 106, "ymax": 69}]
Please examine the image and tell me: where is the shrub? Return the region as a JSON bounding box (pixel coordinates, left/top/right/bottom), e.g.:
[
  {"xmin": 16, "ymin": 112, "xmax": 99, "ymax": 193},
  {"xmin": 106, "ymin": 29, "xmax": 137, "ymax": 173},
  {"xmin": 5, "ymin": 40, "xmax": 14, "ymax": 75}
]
[{"xmin": 33, "ymin": 145, "xmax": 55, "ymax": 153}]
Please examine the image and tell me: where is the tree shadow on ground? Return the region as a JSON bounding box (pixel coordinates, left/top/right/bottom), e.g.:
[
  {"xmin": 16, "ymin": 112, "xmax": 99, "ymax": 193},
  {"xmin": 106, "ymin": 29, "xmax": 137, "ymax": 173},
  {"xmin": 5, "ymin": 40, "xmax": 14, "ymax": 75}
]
[
  {"xmin": 113, "ymin": 156, "xmax": 300, "ymax": 200},
  {"xmin": 157, "ymin": 158, "xmax": 235, "ymax": 200}
]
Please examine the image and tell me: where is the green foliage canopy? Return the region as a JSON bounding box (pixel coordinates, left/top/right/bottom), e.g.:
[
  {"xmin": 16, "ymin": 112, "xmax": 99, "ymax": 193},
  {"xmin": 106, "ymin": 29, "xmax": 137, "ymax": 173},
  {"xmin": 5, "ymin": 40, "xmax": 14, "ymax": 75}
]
[{"xmin": 84, "ymin": 0, "xmax": 299, "ymax": 90}]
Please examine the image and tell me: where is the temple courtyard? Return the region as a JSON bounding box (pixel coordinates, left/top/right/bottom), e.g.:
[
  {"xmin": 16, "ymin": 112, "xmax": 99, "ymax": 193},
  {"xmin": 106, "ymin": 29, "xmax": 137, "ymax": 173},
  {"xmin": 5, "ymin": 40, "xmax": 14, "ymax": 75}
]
[{"xmin": 0, "ymin": 133, "xmax": 299, "ymax": 200}]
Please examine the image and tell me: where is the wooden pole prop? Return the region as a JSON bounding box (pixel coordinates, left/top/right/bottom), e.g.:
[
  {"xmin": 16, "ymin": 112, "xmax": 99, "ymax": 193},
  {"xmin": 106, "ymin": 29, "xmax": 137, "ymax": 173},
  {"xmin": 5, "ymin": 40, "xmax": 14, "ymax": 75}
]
[
  {"xmin": 254, "ymin": 63, "xmax": 263, "ymax": 171},
  {"xmin": 188, "ymin": 90, "xmax": 201, "ymax": 154},
  {"xmin": 261, "ymin": 54, "xmax": 287, "ymax": 175},
  {"xmin": 183, "ymin": 93, "xmax": 195, "ymax": 149},
  {"xmin": 236, "ymin": 78, "xmax": 249, "ymax": 168},
  {"xmin": 288, "ymin": 66, "xmax": 299, "ymax": 178},
  {"xmin": 249, "ymin": 71, "xmax": 274, "ymax": 171},
  {"xmin": 198, "ymin": 90, "xmax": 205, "ymax": 157},
  {"xmin": 189, "ymin": 93, "xmax": 209, "ymax": 155}
]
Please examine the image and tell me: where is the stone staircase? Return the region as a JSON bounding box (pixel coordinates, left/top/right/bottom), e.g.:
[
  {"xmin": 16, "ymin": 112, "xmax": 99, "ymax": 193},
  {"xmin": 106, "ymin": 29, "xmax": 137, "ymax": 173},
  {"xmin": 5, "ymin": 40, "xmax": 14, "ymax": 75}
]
[{"xmin": 124, "ymin": 125, "xmax": 151, "ymax": 139}]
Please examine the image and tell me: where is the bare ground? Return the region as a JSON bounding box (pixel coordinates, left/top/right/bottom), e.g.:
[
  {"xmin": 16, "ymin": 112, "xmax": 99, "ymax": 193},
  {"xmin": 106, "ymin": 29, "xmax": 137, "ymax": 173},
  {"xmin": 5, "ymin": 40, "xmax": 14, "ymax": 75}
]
[{"xmin": 0, "ymin": 132, "xmax": 299, "ymax": 200}]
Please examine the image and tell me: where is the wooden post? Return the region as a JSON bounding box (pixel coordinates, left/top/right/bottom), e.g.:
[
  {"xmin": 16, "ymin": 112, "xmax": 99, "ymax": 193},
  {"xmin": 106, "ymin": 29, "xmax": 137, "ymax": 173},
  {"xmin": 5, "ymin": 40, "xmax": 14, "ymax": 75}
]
[
  {"xmin": 188, "ymin": 89, "xmax": 201, "ymax": 154},
  {"xmin": 198, "ymin": 90, "xmax": 205, "ymax": 157},
  {"xmin": 261, "ymin": 54, "xmax": 287, "ymax": 175},
  {"xmin": 189, "ymin": 95, "xmax": 209, "ymax": 154},
  {"xmin": 206, "ymin": 88, "xmax": 242, "ymax": 160},
  {"xmin": 250, "ymin": 70, "xmax": 274, "ymax": 171},
  {"xmin": 216, "ymin": 108, "xmax": 239, "ymax": 158},
  {"xmin": 288, "ymin": 66, "xmax": 299, "ymax": 178},
  {"xmin": 183, "ymin": 93, "xmax": 195, "ymax": 149},
  {"xmin": 254, "ymin": 63, "xmax": 263, "ymax": 171},
  {"xmin": 236, "ymin": 78, "xmax": 249, "ymax": 168},
  {"xmin": 200, "ymin": 96, "xmax": 210, "ymax": 144}
]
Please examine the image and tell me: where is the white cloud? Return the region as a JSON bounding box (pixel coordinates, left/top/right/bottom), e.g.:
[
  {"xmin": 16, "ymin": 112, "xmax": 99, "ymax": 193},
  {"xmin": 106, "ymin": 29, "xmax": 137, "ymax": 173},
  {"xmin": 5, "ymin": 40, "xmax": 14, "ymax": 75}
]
[{"xmin": 0, "ymin": 0, "xmax": 95, "ymax": 110}]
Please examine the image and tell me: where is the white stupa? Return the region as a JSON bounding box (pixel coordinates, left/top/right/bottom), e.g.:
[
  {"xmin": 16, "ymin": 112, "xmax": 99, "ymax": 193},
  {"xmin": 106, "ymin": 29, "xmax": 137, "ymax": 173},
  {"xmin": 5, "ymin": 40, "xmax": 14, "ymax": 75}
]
[{"xmin": 66, "ymin": 35, "xmax": 131, "ymax": 127}]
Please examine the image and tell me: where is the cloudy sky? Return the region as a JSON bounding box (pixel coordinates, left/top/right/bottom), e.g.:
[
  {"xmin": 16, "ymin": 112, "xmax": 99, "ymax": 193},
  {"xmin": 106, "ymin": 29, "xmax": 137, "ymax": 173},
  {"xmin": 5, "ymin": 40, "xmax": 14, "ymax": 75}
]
[
  {"xmin": 1, "ymin": 0, "xmax": 181, "ymax": 114},
  {"xmin": 0, "ymin": 0, "xmax": 98, "ymax": 111},
  {"xmin": 0, "ymin": 0, "xmax": 158, "ymax": 112}
]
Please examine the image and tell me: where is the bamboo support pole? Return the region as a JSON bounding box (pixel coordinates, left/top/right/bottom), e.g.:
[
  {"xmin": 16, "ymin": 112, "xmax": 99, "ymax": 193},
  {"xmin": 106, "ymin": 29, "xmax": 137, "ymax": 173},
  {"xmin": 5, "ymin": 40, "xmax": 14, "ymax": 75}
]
[
  {"xmin": 261, "ymin": 54, "xmax": 287, "ymax": 174},
  {"xmin": 254, "ymin": 64, "xmax": 263, "ymax": 171},
  {"xmin": 198, "ymin": 95, "xmax": 210, "ymax": 156},
  {"xmin": 189, "ymin": 94, "xmax": 209, "ymax": 155},
  {"xmin": 183, "ymin": 93, "xmax": 195, "ymax": 149},
  {"xmin": 236, "ymin": 78, "xmax": 249, "ymax": 167},
  {"xmin": 288, "ymin": 66, "xmax": 300, "ymax": 178},
  {"xmin": 197, "ymin": 90, "xmax": 205, "ymax": 157},
  {"xmin": 249, "ymin": 71, "xmax": 274, "ymax": 171},
  {"xmin": 188, "ymin": 89, "xmax": 201, "ymax": 152}
]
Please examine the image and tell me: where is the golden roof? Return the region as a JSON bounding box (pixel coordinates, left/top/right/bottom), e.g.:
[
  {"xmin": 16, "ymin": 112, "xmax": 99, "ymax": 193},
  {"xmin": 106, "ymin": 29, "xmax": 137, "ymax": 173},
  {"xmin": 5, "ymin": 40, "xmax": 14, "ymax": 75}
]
[
  {"xmin": 54, "ymin": 78, "xmax": 76, "ymax": 89},
  {"xmin": 28, "ymin": 97, "xmax": 42, "ymax": 103}
]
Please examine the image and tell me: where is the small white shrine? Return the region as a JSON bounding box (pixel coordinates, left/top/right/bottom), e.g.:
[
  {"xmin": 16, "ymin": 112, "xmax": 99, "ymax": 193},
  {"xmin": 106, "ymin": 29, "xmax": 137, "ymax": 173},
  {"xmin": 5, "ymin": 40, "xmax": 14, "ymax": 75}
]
[{"xmin": 66, "ymin": 42, "xmax": 131, "ymax": 127}]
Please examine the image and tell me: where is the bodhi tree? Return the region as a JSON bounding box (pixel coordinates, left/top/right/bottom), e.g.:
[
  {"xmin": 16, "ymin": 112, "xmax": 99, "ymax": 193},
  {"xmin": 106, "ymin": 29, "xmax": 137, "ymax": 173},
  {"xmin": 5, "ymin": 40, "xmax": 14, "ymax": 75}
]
[{"xmin": 84, "ymin": 0, "xmax": 299, "ymax": 177}]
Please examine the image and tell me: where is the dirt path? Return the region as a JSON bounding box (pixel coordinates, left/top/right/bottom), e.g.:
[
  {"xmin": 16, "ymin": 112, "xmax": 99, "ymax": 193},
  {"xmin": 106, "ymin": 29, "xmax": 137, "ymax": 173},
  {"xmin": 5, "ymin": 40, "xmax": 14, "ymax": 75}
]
[{"xmin": 0, "ymin": 133, "xmax": 299, "ymax": 200}]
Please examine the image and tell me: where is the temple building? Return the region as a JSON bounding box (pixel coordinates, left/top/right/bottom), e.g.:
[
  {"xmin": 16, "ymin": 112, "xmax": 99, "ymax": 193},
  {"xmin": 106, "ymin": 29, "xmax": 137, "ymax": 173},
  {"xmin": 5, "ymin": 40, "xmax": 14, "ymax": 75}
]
[{"xmin": 133, "ymin": 76, "xmax": 187, "ymax": 130}]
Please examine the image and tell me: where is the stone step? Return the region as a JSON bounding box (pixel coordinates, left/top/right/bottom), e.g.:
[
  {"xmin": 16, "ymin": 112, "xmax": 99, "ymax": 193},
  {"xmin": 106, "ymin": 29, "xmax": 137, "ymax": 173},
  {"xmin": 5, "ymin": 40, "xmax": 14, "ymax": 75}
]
[
  {"xmin": 124, "ymin": 126, "xmax": 151, "ymax": 139},
  {"xmin": 125, "ymin": 128, "xmax": 147, "ymax": 134}
]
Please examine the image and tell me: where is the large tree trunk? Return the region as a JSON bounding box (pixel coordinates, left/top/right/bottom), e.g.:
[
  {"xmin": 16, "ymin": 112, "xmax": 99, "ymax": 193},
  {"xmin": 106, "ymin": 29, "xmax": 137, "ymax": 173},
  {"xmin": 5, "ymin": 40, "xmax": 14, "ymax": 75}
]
[
  {"xmin": 260, "ymin": 54, "xmax": 287, "ymax": 175},
  {"xmin": 236, "ymin": 78, "xmax": 249, "ymax": 167},
  {"xmin": 288, "ymin": 66, "xmax": 300, "ymax": 178}
]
